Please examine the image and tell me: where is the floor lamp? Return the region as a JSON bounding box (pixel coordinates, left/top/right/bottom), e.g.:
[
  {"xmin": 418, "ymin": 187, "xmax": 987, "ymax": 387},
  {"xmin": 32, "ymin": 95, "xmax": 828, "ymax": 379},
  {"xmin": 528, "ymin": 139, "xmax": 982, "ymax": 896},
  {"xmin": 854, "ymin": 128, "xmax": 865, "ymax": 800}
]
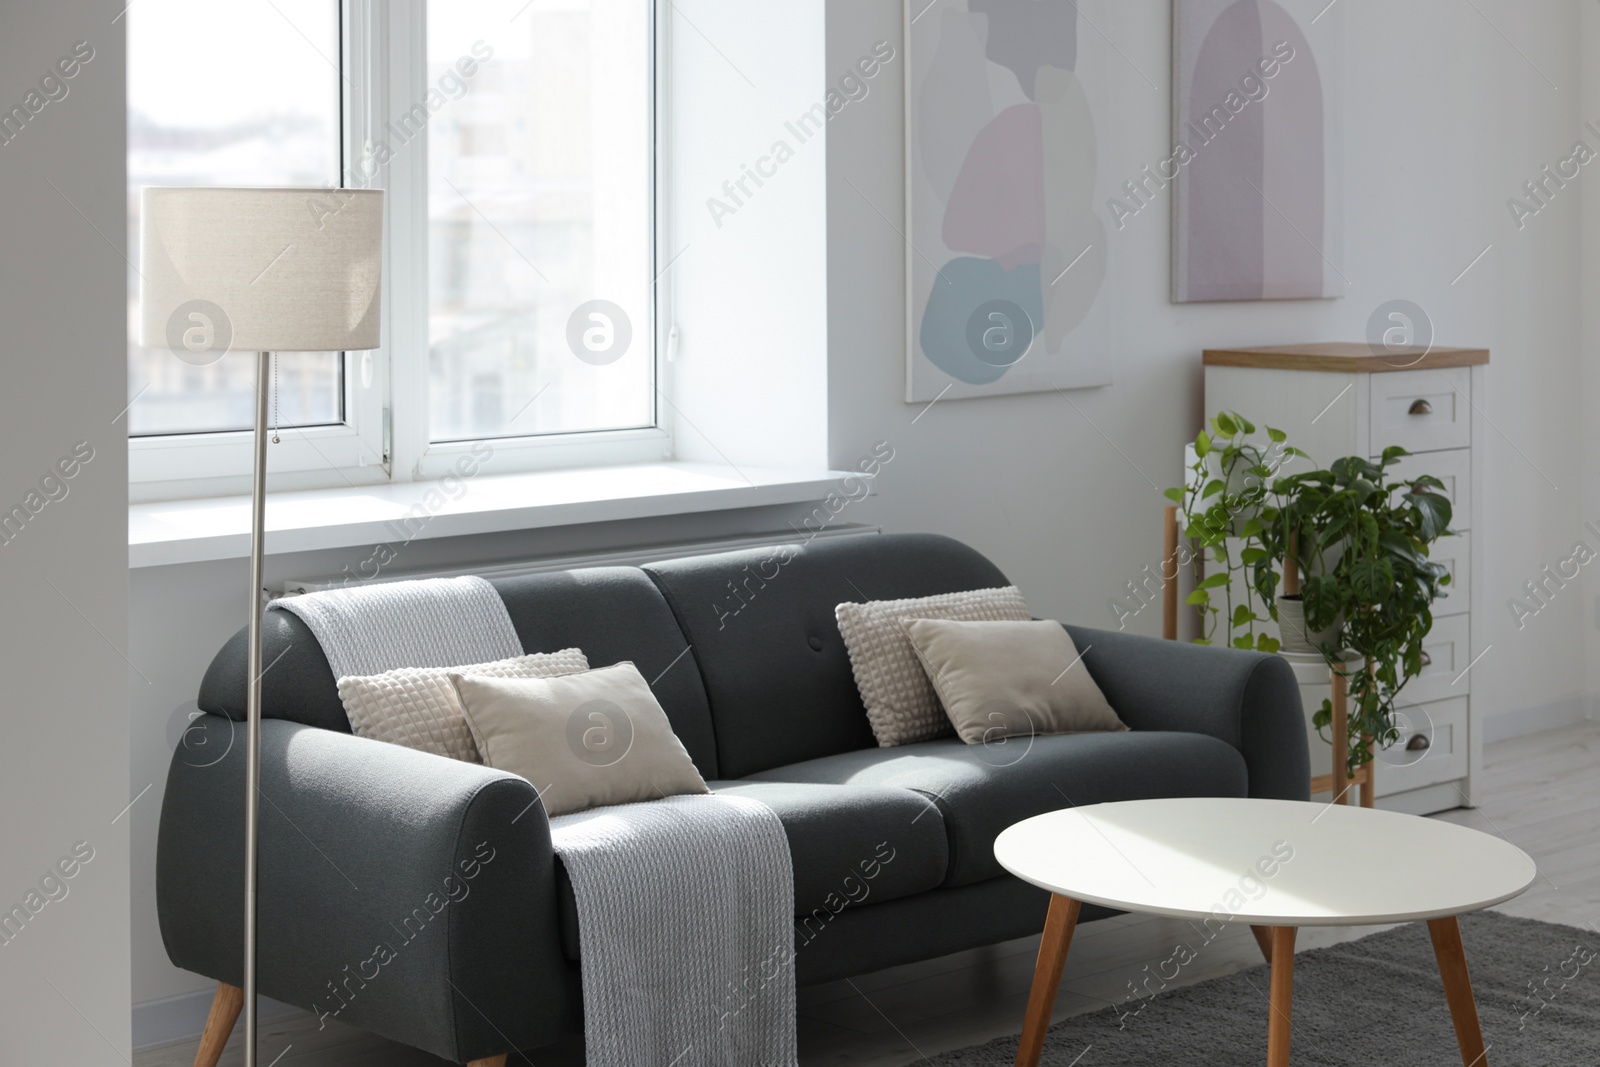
[{"xmin": 140, "ymin": 187, "xmax": 384, "ymax": 1067}]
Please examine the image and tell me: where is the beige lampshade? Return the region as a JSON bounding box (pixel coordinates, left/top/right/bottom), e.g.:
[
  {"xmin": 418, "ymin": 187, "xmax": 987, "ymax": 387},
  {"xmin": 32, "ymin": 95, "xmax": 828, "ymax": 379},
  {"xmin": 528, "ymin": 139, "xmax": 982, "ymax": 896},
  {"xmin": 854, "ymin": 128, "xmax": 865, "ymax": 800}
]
[{"xmin": 139, "ymin": 187, "xmax": 384, "ymax": 356}]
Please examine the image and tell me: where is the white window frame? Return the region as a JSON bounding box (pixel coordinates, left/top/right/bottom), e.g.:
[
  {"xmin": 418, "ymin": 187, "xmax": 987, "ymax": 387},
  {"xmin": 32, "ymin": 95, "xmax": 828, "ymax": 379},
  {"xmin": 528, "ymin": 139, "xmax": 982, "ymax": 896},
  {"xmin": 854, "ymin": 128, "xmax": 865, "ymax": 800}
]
[{"xmin": 129, "ymin": 0, "xmax": 673, "ymax": 502}]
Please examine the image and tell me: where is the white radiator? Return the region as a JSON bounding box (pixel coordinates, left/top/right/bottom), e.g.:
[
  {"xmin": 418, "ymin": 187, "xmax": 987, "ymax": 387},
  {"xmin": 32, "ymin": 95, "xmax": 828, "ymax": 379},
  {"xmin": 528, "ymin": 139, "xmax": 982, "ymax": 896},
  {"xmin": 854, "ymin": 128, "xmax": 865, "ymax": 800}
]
[{"xmin": 276, "ymin": 523, "xmax": 881, "ymax": 596}]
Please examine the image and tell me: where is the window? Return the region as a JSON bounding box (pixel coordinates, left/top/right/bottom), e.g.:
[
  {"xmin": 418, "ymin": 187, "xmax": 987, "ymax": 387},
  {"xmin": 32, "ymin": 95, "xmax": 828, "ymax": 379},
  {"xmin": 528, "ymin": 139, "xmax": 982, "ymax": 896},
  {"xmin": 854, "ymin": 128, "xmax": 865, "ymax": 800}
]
[
  {"xmin": 425, "ymin": 4, "xmax": 655, "ymax": 444},
  {"xmin": 127, "ymin": 0, "xmax": 665, "ymax": 498},
  {"xmin": 127, "ymin": 0, "xmax": 344, "ymax": 438}
]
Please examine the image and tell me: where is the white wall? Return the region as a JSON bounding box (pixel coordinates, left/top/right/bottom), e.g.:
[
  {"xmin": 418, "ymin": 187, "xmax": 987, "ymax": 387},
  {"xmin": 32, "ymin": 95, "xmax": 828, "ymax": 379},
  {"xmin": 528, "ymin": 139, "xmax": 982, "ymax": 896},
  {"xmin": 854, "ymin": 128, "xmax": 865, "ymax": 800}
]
[
  {"xmin": 825, "ymin": 0, "xmax": 1588, "ymax": 737},
  {"xmin": 0, "ymin": 4, "xmax": 131, "ymax": 1063},
  {"xmin": 667, "ymin": 0, "xmax": 830, "ymax": 472}
]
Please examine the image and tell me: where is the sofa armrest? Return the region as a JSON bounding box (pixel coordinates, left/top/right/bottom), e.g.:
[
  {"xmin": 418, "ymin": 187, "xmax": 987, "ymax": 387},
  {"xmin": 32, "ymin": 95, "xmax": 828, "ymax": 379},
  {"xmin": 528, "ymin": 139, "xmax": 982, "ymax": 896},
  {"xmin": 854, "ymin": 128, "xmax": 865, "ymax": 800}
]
[
  {"xmin": 157, "ymin": 717, "xmax": 574, "ymax": 1062},
  {"xmin": 1063, "ymin": 625, "xmax": 1310, "ymax": 802}
]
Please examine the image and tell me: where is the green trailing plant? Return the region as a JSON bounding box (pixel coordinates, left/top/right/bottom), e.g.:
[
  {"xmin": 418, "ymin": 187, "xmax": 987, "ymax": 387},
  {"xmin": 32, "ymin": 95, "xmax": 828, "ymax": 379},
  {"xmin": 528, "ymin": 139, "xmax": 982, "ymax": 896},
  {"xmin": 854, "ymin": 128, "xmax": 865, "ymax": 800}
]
[
  {"xmin": 1166, "ymin": 416, "xmax": 1455, "ymax": 776},
  {"xmin": 1163, "ymin": 412, "xmax": 1305, "ymax": 653},
  {"xmin": 1262, "ymin": 448, "xmax": 1453, "ymax": 775}
]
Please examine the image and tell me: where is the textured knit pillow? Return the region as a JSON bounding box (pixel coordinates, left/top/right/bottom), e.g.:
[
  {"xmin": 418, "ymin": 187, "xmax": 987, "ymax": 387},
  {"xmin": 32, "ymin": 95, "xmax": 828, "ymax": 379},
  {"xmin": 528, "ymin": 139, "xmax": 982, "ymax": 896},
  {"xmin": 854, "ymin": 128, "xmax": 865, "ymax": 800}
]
[
  {"xmin": 337, "ymin": 649, "xmax": 589, "ymax": 763},
  {"xmin": 836, "ymin": 586, "xmax": 1032, "ymax": 746}
]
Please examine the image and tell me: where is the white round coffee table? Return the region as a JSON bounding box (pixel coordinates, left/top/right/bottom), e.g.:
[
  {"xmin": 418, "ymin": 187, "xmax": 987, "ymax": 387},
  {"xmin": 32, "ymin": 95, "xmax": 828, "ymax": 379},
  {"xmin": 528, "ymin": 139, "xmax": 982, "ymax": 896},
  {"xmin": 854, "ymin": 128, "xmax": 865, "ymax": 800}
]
[{"xmin": 994, "ymin": 797, "xmax": 1537, "ymax": 1067}]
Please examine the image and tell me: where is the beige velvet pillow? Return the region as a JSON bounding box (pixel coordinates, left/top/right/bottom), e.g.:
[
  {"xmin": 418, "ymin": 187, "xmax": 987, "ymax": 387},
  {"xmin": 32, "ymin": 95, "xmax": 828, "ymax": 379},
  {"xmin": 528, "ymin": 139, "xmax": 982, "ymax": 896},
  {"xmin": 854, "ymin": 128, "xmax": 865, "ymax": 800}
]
[
  {"xmin": 337, "ymin": 649, "xmax": 590, "ymax": 763},
  {"xmin": 836, "ymin": 586, "xmax": 1032, "ymax": 746},
  {"xmin": 903, "ymin": 619, "xmax": 1127, "ymax": 744},
  {"xmin": 448, "ymin": 662, "xmax": 710, "ymax": 817}
]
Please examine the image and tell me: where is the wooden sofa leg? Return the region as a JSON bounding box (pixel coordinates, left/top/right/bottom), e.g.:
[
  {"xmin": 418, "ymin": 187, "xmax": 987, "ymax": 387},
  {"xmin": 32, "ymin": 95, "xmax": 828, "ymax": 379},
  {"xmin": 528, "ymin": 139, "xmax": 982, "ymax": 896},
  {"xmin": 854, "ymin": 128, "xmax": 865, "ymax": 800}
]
[
  {"xmin": 193, "ymin": 982, "xmax": 244, "ymax": 1067},
  {"xmin": 467, "ymin": 1057, "xmax": 508, "ymax": 1067}
]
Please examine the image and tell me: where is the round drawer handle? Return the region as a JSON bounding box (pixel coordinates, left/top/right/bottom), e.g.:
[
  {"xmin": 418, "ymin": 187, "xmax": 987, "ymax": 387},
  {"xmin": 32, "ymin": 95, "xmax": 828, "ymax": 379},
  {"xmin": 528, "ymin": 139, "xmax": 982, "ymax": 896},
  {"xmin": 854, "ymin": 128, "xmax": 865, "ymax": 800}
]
[
  {"xmin": 1420, "ymin": 651, "xmax": 1432, "ymax": 667},
  {"xmin": 1408, "ymin": 399, "xmax": 1433, "ymax": 416},
  {"xmin": 1406, "ymin": 734, "xmax": 1431, "ymax": 752}
]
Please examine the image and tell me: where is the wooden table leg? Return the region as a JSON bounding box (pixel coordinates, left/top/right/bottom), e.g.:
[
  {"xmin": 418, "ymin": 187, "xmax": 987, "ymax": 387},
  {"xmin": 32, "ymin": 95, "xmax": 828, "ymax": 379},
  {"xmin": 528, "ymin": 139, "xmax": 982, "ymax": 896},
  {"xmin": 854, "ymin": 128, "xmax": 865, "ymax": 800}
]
[
  {"xmin": 1267, "ymin": 926, "xmax": 1296, "ymax": 1067},
  {"xmin": 1014, "ymin": 894, "xmax": 1081, "ymax": 1067},
  {"xmin": 1250, "ymin": 925, "xmax": 1274, "ymax": 965},
  {"xmin": 1428, "ymin": 916, "xmax": 1489, "ymax": 1067}
]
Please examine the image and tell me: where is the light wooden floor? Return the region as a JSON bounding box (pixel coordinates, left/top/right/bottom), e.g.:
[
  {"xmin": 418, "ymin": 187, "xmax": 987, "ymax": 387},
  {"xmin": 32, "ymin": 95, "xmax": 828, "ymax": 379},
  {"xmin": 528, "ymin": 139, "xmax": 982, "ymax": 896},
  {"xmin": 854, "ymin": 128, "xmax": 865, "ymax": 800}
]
[{"xmin": 136, "ymin": 722, "xmax": 1600, "ymax": 1067}]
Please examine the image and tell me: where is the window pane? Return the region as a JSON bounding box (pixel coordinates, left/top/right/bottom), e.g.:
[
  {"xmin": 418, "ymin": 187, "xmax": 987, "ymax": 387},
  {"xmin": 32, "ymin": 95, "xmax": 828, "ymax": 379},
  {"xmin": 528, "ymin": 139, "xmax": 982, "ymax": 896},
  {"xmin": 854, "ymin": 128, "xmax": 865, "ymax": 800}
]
[
  {"xmin": 428, "ymin": 0, "xmax": 654, "ymax": 442},
  {"xmin": 127, "ymin": 0, "xmax": 342, "ymax": 437}
]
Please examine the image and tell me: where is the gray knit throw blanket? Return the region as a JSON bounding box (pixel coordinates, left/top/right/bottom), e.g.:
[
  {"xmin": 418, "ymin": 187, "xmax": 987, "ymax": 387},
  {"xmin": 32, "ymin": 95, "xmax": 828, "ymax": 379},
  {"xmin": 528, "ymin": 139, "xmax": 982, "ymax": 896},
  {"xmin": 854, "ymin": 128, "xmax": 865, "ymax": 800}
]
[
  {"xmin": 271, "ymin": 576, "xmax": 799, "ymax": 1067},
  {"xmin": 554, "ymin": 796, "xmax": 797, "ymax": 1066},
  {"xmin": 269, "ymin": 575, "xmax": 521, "ymax": 677}
]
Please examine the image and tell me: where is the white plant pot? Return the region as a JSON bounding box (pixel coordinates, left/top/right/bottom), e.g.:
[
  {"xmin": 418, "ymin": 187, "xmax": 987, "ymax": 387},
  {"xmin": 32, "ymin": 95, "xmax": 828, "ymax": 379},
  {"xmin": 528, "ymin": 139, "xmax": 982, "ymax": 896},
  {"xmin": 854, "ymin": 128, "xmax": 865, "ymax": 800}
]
[{"xmin": 1276, "ymin": 595, "xmax": 1341, "ymax": 655}]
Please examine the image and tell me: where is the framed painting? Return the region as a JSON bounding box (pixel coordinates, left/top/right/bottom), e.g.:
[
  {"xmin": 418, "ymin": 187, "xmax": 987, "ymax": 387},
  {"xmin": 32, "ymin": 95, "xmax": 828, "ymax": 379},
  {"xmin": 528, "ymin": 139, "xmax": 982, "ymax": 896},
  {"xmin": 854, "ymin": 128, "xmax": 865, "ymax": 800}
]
[
  {"xmin": 904, "ymin": 0, "xmax": 1129, "ymax": 401},
  {"xmin": 1171, "ymin": 0, "xmax": 1344, "ymax": 302}
]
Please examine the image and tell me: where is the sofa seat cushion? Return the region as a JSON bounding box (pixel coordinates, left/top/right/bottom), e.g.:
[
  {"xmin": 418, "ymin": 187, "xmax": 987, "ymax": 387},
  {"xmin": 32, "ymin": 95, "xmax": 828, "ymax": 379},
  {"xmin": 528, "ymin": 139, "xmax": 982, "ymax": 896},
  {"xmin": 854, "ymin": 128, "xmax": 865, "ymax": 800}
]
[
  {"xmin": 554, "ymin": 780, "xmax": 949, "ymax": 960},
  {"xmin": 712, "ymin": 781, "xmax": 949, "ymax": 911},
  {"xmin": 743, "ymin": 731, "xmax": 1249, "ymax": 887}
]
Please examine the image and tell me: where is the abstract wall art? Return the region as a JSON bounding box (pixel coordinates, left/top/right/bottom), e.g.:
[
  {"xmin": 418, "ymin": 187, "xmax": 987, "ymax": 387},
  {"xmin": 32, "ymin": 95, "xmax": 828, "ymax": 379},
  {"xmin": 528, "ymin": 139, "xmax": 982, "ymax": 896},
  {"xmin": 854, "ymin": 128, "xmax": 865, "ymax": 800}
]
[
  {"xmin": 1171, "ymin": 0, "xmax": 1344, "ymax": 302},
  {"xmin": 905, "ymin": 0, "xmax": 1128, "ymax": 401}
]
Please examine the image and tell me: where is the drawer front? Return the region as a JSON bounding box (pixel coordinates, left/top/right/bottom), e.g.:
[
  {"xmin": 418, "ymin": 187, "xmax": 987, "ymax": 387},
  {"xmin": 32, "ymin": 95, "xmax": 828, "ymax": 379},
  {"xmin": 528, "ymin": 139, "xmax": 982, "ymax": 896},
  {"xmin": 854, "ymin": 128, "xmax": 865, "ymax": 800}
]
[
  {"xmin": 1369, "ymin": 367, "xmax": 1471, "ymax": 454},
  {"xmin": 1405, "ymin": 613, "xmax": 1471, "ymax": 703},
  {"xmin": 1430, "ymin": 532, "xmax": 1470, "ymax": 617},
  {"xmin": 1386, "ymin": 448, "xmax": 1471, "ymax": 531},
  {"xmin": 1375, "ymin": 696, "xmax": 1468, "ymax": 798}
]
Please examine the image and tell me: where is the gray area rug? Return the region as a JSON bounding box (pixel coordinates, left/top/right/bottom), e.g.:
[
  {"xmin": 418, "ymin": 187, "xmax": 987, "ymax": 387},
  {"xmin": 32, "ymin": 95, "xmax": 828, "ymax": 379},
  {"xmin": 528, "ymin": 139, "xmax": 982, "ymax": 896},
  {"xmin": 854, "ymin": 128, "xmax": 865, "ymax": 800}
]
[{"xmin": 927, "ymin": 911, "xmax": 1600, "ymax": 1065}]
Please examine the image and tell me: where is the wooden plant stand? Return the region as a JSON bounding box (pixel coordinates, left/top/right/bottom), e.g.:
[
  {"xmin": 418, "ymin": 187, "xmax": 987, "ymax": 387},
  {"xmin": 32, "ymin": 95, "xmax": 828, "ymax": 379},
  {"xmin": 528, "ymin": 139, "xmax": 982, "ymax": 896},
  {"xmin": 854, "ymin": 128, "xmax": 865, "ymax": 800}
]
[{"xmin": 1310, "ymin": 666, "xmax": 1375, "ymax": 808}]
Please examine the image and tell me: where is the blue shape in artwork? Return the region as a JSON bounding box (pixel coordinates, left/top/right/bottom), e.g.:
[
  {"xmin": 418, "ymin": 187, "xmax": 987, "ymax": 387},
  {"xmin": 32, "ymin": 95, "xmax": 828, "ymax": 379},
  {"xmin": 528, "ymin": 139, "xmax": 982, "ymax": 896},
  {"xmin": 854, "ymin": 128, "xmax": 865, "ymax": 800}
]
[{"xmin": 920, "ymin": 257, "xmax": 1043, "ymax": 385}]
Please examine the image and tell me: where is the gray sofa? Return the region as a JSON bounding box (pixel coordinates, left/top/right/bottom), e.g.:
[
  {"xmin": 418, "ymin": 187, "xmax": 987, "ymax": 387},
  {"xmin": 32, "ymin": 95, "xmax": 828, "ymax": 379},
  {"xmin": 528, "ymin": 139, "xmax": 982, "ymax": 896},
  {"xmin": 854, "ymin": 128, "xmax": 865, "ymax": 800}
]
[{"xmin": 157, "ymin": 533, "xmax": 1308, "ymax": 1064}]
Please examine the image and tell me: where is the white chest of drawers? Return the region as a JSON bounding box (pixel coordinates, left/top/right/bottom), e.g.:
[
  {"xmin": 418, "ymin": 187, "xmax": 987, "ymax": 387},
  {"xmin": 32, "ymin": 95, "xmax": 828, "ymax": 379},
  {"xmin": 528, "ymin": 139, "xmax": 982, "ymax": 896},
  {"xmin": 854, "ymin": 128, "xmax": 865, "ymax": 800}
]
[{"xmin": 1203, "ymin": 343, "xmax": 1489, "ymax": 815}]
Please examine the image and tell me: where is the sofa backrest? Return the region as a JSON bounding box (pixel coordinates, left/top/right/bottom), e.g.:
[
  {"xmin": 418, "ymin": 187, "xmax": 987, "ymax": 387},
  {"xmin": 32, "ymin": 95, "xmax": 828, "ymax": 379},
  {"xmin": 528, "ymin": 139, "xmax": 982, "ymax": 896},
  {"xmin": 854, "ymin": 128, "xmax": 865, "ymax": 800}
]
[
  {"xmin": 642, "ymin": 533, "xmax": 1012, "ymax": 778},
  {"xmin": 197, "ymin": 566, "xmax": 723, "ymax": 778},
  {"xmin": 196, "ymin": 533, "xmax": 1010, "ymax": 782},
  {"xmin": 492, "ymin": 567, "xmax": 719, "ymax": 776}
]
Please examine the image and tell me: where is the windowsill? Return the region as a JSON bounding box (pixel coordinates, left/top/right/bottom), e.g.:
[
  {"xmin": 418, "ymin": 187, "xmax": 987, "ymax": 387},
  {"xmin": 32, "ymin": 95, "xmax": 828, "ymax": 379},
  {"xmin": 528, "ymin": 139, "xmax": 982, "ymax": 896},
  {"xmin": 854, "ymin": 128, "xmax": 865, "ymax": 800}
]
[{"xmin": 129, "ymin": 462, "xmax": 855, "ymax": 568}]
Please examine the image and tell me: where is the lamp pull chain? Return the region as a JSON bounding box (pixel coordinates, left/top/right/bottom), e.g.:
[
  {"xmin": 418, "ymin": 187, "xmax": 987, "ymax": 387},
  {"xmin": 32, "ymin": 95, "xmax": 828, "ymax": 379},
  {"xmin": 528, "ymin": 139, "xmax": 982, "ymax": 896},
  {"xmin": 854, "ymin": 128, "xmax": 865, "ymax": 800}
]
[{"xmin": 271, "ymin": 353, "xmax": 281, "ymax": 445}]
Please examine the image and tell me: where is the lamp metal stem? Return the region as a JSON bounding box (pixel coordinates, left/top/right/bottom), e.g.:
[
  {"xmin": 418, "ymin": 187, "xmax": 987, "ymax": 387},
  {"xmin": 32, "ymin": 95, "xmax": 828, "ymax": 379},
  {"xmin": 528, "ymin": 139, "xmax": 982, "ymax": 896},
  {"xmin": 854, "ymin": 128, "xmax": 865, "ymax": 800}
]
[{"xmin": 243, "ymin": 350, "xmax": 271, "ymax": 1067}]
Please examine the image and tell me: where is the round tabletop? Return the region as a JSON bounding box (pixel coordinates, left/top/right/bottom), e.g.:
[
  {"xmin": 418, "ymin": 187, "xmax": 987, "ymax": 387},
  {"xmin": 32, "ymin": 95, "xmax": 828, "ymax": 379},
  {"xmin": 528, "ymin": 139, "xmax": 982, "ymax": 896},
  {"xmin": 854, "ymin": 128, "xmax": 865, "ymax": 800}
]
[{"xmin": 993, "ymin": 798, "xmax": 1536, "ymax": 926}]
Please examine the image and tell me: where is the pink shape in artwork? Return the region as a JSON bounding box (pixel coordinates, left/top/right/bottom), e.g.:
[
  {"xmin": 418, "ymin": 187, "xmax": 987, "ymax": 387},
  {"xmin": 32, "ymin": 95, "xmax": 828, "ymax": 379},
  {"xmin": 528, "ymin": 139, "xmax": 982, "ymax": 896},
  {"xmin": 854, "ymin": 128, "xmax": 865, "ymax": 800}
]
[{"xmin": 942, "ymin": 104, "xmax": 1045, "ymax": 271}]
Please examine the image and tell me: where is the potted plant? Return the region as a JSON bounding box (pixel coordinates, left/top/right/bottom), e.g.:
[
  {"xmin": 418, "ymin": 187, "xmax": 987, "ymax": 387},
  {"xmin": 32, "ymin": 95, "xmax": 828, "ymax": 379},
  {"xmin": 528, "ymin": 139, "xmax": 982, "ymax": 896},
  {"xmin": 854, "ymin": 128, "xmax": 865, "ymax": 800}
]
[
  {"xmin": 1262, "ymin": 447, "xmax": 1454, "ymax": 775},
  {"xmin": 1165, "ymin": 412, "xmax": 1303, "ymax": 652},
  {"xmin": 1169, "ymin": 419, "xmax": 1455, "ymax": 777}
]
